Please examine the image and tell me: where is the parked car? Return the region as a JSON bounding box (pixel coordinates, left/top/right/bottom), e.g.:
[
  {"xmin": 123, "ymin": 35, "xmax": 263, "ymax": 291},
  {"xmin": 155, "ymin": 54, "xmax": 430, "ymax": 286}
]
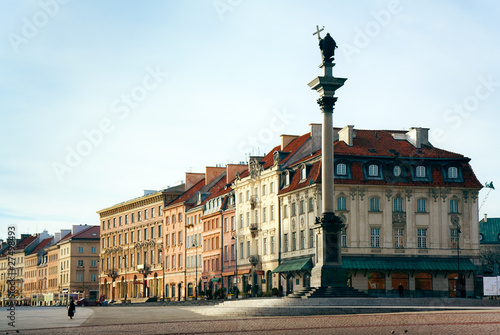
[{"xmin": 76, "ymin": 298, "xmax": 102, "ymax": 306}]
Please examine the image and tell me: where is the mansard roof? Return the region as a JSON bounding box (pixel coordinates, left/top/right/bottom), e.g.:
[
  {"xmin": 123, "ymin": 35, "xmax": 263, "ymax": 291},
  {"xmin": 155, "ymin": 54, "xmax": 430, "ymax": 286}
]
[{"xmin": 279, "ymin": 128, "xmax": 482, "ymax": 194}]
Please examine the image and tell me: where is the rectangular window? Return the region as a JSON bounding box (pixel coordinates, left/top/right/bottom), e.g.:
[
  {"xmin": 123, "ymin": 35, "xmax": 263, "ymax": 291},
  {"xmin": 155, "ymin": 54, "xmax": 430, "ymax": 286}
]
[
  {"xmin": 172, "ymin": 233, "xmax": 176, "ymax": 245},
  {"xmin": 309, "ymin": 229, "xmax": 314, "ymax": 248},
  {"xmin": 90, "ymin": 259, "xmax": 97, "ymax": 267},
  {"xmin": 337, "ymin": 197, "xmax": 347, "ymax": 211},
  {"xmin": 131, "ymin": 253, "xmax": 134, "ymax": 267},
  {"xmin": 308, "ymin": 198, "xmax": 314, "ymax": 212},
  {"xmin": 292, "ymin": 203, "xmax": 296, "ymax": 216},
  {"xmin": 224, "ymin": 218, "xmax": 228, "ymax": 232},
  {"xmin": 231, "ymin": 216, "xmax": 235, "ymax": 230},
  {"xmin": 341, "ymin": 228, "xmax": 347, "ymax": 248},
  {"xmin": 263, "ymin": 207, "xmax": 267, "ymax": 222},
  {"xmin": 284, "ymin": 234, "xmax": 289, "ymax": 252},
  {"xmin": 151, "ymin": 227, "xmax": 155, "ymax": 239},
  {"xmin": 246, "ymin": 212, "xmax": 250, "ymax": 227},
  {"xmin": 138, "ymin": 230, "xmax": 141, "ymax": 242},
  {"xmin": 125, "ymin": 215, "xmax": 128, "ymax": 224},
  {"xmin": 113, "ymin": 235, "xmax": 116, "ymax": 246},
  {"xmin": 394, "ymin": 228, "xmax": 404, "ymax": 248},
  {"xmin": 158, "ymin": 225, "xmax": 162, "ymax": 237},
  {"xmin": 77, "ymin": 273, "xmax": 84, "ymax": 282},
  {"xmin": 247, "ymin": 241, "xmax": 251, "ymax": 257},
  {"xmin": 239, "ymin": 214, "xmax": 243, "ymax": 228},
  {"xmin": 264, "ymin": 237, "xmax": 268, "ymax": 254},
  {"xmin": 179, "ymin": 231, "xmax": 182, "ymax": 245},
  {"xmin": 90, "ymin": 273, "xmax": 97, "ymax": 282},
  {"xmin": 113, "ymin": 218, "xmax": 116, "ymax": 227},
  {"xmin": 131, "ymin": 231, "xmax": 135, "ymax": 243},
  {"xmin": 417, "ymin": 198, "xmax": 427, "ymax": 213},
  {"xmin": 393, "ymin": 198, "xmax": 403, "ymax": 212},
  {"xmin": 370, "ymin": 228, "xmax": 380, "ymax": 248},
  {"xmin": 262, "ymin": 184, "xmax": 267, "ymax": 196},
  {"xmin": 240, "ymin": 242, "xmax": 244, "ymax": 259},
  {"xmin": 450, "ymin": 199, "xmax": 459, "ymax": 213},
  {"xmin": 138, "ymin": 211, "xmax": 142, "ymax": 221},
  {"xmin": 231, "ymin": 244, "xmax": 235, "ymax": 260},
  {"xmin": 119, "ymin": 216, "xmax": 122, "ymax": 226},
  {"xmin": 178, "ymin": 254, "xmax": 182, "ymax": 268},
  {"xmin": 172, "ymin": 255, "xmax": 176, "ymax": 269},
  {"xmin": 78, "ymin": 247, "xmax": 84, "ymax": 253},
  {"xmin": 283, "ymin": 205, "xmax": 288, "ymax": 218},
  {"xmin": 450, "ymin": 228, "xmax": 459, "ymax": 248},
  {"xmin": 224, "ymin": 245, "xmax": 228, "ymax": 261},
  {"xmin": 91, "ymin": 247, "xmax": 97, "ymax": 253},
  {"xmin": 152, "ymin": 207, "xmax": 155, "ymax": 218},
  {"xmin": 125, "ymin": 233, "xmax": 128, "ymax": 244},
  {"xmin": 119, "ymin": 234, "xmax": 122, "ymax": 245},
  {"xmin": 300, "ymin": 200, "xmax": 305, "ymax": 214},
  {"xmin": 78, "ymin": 259, "xmax": 84, "ymax": 267},
  {"xmin": 292, "ymin": 232, "xmax": 297, "ymax": 251},
  {"xmin": 131, "ymin": 213, "xmax": 135, "ymax": 223},
  {"xmin": 270, "ymin": 182, "xmax": 275, "ymax": 193},
  {"xmin": 300, "ymin": 231, "xmax": 305, "ymax": 250},
  {"xmin": 418, "ymin": 229, "xmax": 427, "ymax": 249},
  {"xmin": 271, "ymin": 236, "xmax": 275, "ymax": 253},
  {"xmin": 270, "ymin": 205, "xmax": 275, "ymax": 220},
  {"xmin": 165, "ymin": 256, "xmax": 169, "ymax": 269},
  {"xmin": 370, "ymin": 197, "xmax": 380, "ymax": 212}
]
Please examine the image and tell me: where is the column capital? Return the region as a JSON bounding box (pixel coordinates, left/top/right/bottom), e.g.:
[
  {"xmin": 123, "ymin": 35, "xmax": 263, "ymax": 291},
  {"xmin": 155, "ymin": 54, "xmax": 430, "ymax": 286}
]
[{"xmin": 316, "ymin": 96, "xmax": 337, "ymax": 113}]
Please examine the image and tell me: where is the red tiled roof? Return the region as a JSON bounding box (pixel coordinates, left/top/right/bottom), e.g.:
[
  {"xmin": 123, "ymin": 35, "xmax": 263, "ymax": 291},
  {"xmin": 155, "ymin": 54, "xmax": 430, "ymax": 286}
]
[
  {"xmin": 15, "ymin": 235, "xmax": 37, "ymax": 250},
  {"xmin": 167, "ymin": 178, "xmax": 206, "ymax": 207},
  {"xmin": 72, "ymin": 226, "xmax": 100, "ymax": 239},
  {"xmin": 29, "ymin": 237, "xmax": 53, "ymax": 255}
]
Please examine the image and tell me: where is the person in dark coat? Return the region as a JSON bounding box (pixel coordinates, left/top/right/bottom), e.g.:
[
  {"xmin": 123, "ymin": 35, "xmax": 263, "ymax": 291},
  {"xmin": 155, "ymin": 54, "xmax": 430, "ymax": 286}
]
[
  {"xmin": 398, "ymin": 283, "xmax": 404, "ymax": 297},
  {"xmin": 68, "ymin": 299, "xmax": 76, "ymax": 319}
]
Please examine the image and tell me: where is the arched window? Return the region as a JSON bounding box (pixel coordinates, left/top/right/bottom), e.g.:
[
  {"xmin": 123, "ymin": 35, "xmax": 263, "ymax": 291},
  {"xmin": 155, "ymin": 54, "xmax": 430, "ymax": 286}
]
[
  {"xmin": 336, "ymin": 163, "xmax": 347, "ymax": 176},
  {"xmin": 178, "ymin": 213, "xmax": 182, "ymax": 222},
  {"xmin": 450, "ymin": 199, "xmax": 459, "ymax": 213},
  {"xmin": 416, "ymin": 198, "xmax": 427, "ymax": 213},
  {"xmin": 415, "ymin": 272, "xmax": 432, "ymax": 291},
  {"xmin": 448, "ymin": 167, "xmax": 458, "ymax": 179},
  {"xmin": 369, "ymin": 197, "xmax": 380, "ymax": 212},
  {"xmin": 368, "ymin": 272, "xmax": 385, "ymax": 291},
  {"xmin": 416, "ymin": 166, "xmax": 426, "ymax": 178},
  {"xmin": 337, "ymin": 196, "xmax": 347, "ymax": 211},
  {"xmin": 393, "ymin": 197, "xmax": 403, "ymax": 212},
  {"xmin": 368, "ymin": 164, "xmax": 379, "ymax": 177},
  {"xmin": 172, "ymin": 215, "xmax": 176, "ymax": 224},
  {"xmin": 301, "ymin": 167, "xmax": 307, "ymax": 180},
  {"xmin": 391, "ymin": 273, "xmax": 409, "ymax": 291}
]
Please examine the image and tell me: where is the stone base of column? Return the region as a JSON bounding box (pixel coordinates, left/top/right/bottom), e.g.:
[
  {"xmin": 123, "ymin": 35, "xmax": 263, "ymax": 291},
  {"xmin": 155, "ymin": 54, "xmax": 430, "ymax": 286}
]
[{"xmin": 310, "ymin": 264, "xmax": 348, "ymax": 288}]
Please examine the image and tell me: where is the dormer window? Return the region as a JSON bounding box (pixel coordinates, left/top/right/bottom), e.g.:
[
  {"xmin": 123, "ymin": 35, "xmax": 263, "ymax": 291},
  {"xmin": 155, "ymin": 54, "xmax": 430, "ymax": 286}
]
[
  {"xmin": 448, "ymin": 167, "xmax": 458, "ymax": 179},
  {"xmin": 393, "ymin": 166, "xmax": 401, "ymax": 177},
  {"xmin": 336, "ymin": 163, "xmax": 347, "ymax": 176},
  {"xmin": 416, "ymin": 166, "xmax": 426, "ymax": 178},
  {"xmin": 301, "ymin": 167, "xmax": 307, "ymax": 180},
  {"xmin": 285, "ymin": 172, "xmax": 290, "ymax": 186},
  {"xmin": 368, "ymin": 164, "xmax": 379, "ymax": 177}
]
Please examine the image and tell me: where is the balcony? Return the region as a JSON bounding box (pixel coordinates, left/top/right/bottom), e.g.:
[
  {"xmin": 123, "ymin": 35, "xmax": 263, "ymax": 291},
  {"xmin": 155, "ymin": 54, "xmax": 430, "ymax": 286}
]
[
  {"xmin": 250, "ymin": 196, "xmax": 258, "ymax": 209},
  {"xmin": 106, "ymin": 269, "xmax": 118, "ymax": 279},
  {"xmin": 248, "ymin": 255, "xmax": 259, "ymax": 264},
  {"xmin": 249, "ymin": 223, "xmax": 258, "ymax": 237}
]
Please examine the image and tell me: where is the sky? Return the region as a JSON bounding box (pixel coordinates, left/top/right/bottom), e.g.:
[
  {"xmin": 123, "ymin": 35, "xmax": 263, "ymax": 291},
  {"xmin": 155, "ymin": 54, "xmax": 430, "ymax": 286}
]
[{"xmin": 0, "ymin": 0, "xmax": 499, "ymax": 240}]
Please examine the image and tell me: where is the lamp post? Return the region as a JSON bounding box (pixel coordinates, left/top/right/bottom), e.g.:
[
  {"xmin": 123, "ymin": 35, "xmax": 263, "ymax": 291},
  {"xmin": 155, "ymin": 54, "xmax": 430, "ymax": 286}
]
[
  {"xmin": 456, "ymin": 224, "xmax": 462, "ymax": 298},
  {"xmin": 231, "ymin": 233, "xmax": 238, "ymax": 299},
  {"xmin": 192, "ymin": 242, "xmax": 198, "ymax": 300}
]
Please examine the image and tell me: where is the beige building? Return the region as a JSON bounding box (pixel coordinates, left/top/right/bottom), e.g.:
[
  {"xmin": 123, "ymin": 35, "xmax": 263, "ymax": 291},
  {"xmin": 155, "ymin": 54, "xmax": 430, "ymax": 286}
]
[
  {"xmin": 98, "ymin": 186, "xmax": 183, "ymax": 301},
  {"xmin": 58, "ymin": 225, "xmax": 100, "ymax": 302},
  {"xmin": 274, "ymin": 126, "xmax": 482, "ymax": 297},
  {"xmin": 24, "ymin": 235, "xmax": 54, "ymax": 306}
]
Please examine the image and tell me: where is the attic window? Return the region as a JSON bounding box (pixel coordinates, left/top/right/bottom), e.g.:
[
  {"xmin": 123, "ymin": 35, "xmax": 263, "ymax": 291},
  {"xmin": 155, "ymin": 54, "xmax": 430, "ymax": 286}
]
[
  {"xmin": 393, "ymin": 166, "xmax": 401, "ymax": 177},
  {"xmin": 416, "ymin": 166, "xmax": 426, "ymax": 178},
  {"xmin": 285, "ymin": 172, "xmax": 290, "ymax": 186},
  {"xmin": 368, "ymin": 164, "xmax": 379, "ymax": 177},
  {"xmin": 448, "ymin": 167, "xmax": 458, "ymax": 179},
  {"xmin": 368, "ymin": 149, "xmax": 376, "ymax": 153},
  {"xmin": 92, "ymin": 233, "xmax": 97, "ymax": 236},
  {"xmin": 301, "ymin": 167, "xmax": 307, "ymax": 180},
  {"xmin": 336, "ymin": 163, "xmax": 347, "ymax": 176}
]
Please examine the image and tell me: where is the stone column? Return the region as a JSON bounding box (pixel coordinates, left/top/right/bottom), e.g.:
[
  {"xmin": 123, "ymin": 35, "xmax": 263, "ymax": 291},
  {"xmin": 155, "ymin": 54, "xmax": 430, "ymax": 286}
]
[{"xmin": 308, "ymin": 59, "xmax": 347, "ymax": 288}]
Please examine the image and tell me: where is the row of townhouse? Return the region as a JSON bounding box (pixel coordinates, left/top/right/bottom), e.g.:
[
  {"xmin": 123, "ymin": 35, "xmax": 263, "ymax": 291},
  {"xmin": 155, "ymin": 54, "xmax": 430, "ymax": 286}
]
[
  {"xmin": 97, "ymin": 124, "xmax": 482, "ymax": 300},
  {"xmin": 0, "ymin": 225, "xmax": 100, "ymax": 306}
]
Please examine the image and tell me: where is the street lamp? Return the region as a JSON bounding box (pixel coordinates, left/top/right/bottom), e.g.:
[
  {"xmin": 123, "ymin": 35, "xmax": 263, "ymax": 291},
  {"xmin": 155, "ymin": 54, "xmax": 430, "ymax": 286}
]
[
  {"xmin": 456, "ymin": 224, "xmax": 462, "ymax": 298},
  {"xmin": 231, "ymin": 233, "xmax": 238, "ymax": 299},
  {"xmin": 192, "ymin": 242, "xmax": 198, "ymax": 300}
]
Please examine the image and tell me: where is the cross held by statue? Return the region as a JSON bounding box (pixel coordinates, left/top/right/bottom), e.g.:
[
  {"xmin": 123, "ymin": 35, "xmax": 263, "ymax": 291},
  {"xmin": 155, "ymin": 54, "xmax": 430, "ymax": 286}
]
[{"xmin": 313, "ymin": 25, "xmax": 324, "ymax": 42}]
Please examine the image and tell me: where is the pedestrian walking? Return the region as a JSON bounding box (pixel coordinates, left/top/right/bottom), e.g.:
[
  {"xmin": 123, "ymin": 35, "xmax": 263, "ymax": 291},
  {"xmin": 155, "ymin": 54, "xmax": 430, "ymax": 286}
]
[
  {"xmin": 398, "ymin": 283, "xmax": 404, "ymax": 297},
  {"xmin": 68, "ymin": 298, "xmax": 76, "ymax": 319}
]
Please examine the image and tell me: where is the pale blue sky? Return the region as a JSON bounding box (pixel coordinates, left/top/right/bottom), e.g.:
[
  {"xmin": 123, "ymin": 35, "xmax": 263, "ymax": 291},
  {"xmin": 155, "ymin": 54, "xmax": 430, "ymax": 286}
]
[{"xmin": 1, "ymin": 0, "xmax": 499, "ymax": 240}]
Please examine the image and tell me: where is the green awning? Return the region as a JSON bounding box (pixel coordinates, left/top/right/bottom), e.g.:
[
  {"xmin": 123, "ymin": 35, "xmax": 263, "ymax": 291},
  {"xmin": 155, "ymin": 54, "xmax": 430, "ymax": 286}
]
[
  {"xmin": 211, "ymin": 278, "xmax": 220, "ymax": 282},
  {"xmin": 272, "ymin": 257, "xmax": 313, "ymax": 273},
  {"xmin": 343, "ymin": 257, "xmax": 477, "ymax": 272}
]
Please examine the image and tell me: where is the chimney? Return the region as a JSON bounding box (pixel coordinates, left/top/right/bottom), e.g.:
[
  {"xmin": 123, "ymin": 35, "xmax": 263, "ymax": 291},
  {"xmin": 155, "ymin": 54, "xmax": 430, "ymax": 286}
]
[
  {"xmin": 406, "ymin": 127, "xmax": 430, "ymax": 149},
  {"xmin": 226, "ymin": 164, "xmax": 247, "ymax": 184},
  {"xmin": 281, "ymin": 134, "xmax": 299, "ymax": 150},
  {"xmin": 484, "ymin": 213, "xmax": 488, "ymax": 223},
  {"xmin": 205, "ymin": 166, "xmax": 226, "ymax": 186},
  {"xmin": 338, "ymin": 125, "xmax": 355, "ymax": 146},
  {"xmin": 185, "ymin": 172, "xmax": 205, "ymax": 191},
  {"xmin": 310, "ymin": 123, "xmax": 322, "ymax": 152}
]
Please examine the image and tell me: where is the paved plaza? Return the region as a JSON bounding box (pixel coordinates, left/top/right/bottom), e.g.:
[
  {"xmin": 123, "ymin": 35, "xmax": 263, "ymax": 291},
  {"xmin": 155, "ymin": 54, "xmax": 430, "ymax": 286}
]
[{"xmin": 2, "ymin": 301, "xmax": 500, "ymax": 334}]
